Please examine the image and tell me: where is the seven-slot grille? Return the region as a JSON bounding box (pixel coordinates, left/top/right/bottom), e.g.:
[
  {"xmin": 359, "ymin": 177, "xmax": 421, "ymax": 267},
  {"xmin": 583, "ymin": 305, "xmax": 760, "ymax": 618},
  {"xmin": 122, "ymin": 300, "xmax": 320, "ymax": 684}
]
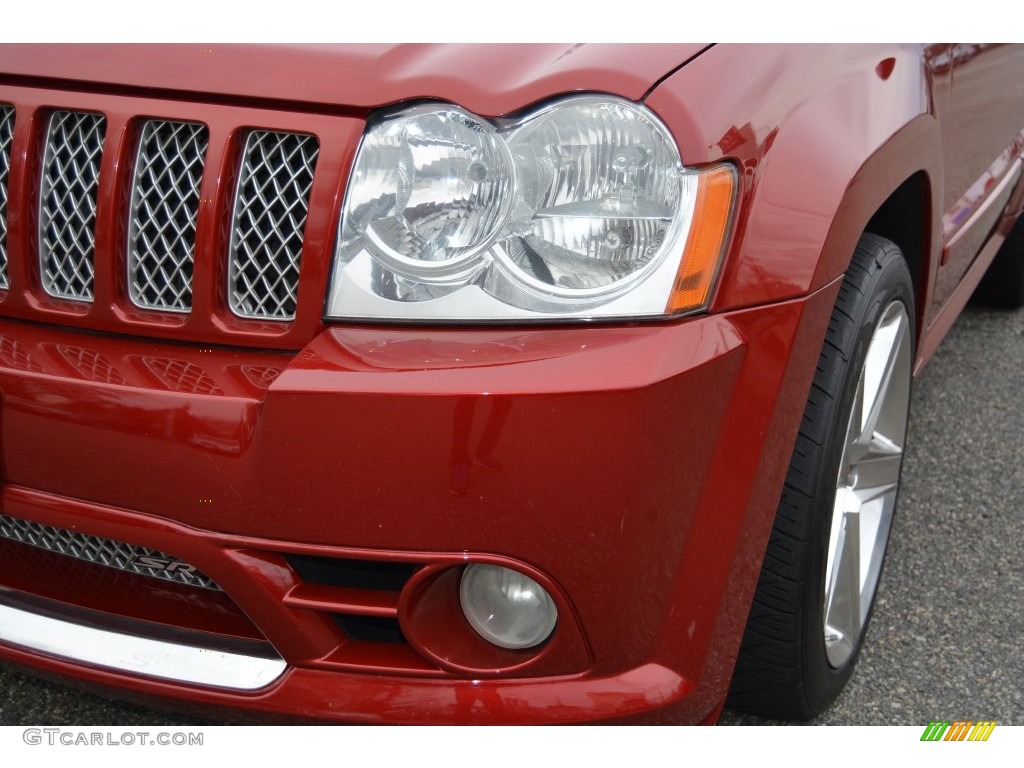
[
  {"xmin": 0, "ymin": 105, "xmax": 14, "ymax": 289},
  {"xmin": 2, "ymin": 105, "xmax": 322, "ymax": 328},
  {"xmin": 0, "ymin": 513, "xmax": 222, "ymax": 591}
]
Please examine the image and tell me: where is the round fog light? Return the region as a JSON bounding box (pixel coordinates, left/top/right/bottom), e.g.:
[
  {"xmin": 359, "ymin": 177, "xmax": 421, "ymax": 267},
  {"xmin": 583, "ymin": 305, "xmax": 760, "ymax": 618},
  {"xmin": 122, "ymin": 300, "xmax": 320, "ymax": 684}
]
[{"xmin": 459, "ymin": 564, "xmax": 558, "ymax": 650}]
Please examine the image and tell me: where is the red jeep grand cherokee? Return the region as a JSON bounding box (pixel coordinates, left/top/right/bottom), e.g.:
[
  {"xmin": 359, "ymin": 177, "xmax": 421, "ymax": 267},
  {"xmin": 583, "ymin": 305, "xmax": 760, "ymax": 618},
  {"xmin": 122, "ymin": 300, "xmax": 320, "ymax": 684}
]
[{"xmin": 0, "ymin": 44, "xmax": 1021, "ymax": 724}]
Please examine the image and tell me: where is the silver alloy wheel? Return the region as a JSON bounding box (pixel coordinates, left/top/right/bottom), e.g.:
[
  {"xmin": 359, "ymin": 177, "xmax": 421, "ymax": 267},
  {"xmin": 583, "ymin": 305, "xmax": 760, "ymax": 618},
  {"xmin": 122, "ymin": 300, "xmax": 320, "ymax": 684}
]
[{"xmin": 823, "ymin": 299, "xmax": 912, "ymax": 668}]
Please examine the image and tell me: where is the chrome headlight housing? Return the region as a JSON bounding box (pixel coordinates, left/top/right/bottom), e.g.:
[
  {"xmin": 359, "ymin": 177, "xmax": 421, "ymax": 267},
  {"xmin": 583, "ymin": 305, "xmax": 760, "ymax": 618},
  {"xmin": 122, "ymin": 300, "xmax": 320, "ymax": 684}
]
[{"xmin": 326, "ymin": 95, "xmax": 735, "ymax": 322}]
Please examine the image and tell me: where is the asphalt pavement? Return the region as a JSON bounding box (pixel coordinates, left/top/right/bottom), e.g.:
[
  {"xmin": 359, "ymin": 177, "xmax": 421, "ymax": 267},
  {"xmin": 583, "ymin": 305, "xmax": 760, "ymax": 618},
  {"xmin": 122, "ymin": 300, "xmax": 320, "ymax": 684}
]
[{"xmin": 1, "ymin": 302, "xmax": 1021, "ymax": 726}]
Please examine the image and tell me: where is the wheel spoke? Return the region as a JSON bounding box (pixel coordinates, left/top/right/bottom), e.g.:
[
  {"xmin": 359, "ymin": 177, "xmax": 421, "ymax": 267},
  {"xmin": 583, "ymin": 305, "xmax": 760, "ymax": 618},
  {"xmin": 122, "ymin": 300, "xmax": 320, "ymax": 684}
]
[
  {"xmin": 858, "ymin": 312, "xmax": 904, "ymax": 439},
  {"xmin": 853, "ymin": 452, "xmax": 902, "ymax": 499},
  {"xmin": 856, "ymin": 491, "xmax": 896, "ymax": 622},
  {"xmin": 857, "ymin": 310, "xmax": 910, "ymax": 451},
  {"xmin": 824, "ymin": 503, "xmax": 862, "ymax": 661},
  {"xmin": 824, "ymin": 300, "xmax": 911, "ymax": 669}
]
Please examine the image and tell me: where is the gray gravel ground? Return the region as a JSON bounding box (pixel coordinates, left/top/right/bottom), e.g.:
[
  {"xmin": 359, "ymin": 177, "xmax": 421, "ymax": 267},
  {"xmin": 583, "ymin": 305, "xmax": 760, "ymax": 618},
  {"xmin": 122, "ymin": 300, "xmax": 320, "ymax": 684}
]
[{"xmin": 0, "ymin": 303, "xmax": 1021, "ymax": 726}]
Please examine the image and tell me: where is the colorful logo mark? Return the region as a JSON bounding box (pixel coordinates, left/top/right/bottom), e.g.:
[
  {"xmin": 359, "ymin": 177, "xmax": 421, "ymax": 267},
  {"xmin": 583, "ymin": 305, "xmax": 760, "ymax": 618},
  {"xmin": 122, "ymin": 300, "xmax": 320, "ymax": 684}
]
[{"xmin": 920, "ymin": 721, "xmax": 997, "ymax": 742}]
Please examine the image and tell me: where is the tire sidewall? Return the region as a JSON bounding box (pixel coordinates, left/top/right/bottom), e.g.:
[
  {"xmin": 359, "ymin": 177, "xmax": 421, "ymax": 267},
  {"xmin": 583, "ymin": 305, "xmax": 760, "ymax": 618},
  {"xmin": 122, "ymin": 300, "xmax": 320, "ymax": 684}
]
[{"xmin": 800, "ymin": 250, "xmax": 916, "ymax": 714}]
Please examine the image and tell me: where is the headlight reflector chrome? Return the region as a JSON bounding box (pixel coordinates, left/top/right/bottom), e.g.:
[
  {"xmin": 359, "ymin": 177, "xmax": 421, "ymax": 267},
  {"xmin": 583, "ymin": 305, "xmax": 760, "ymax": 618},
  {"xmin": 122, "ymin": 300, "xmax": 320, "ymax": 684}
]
[{"xmin": 342, "ymin": 106, "xmax": 514, "ymax": 278}]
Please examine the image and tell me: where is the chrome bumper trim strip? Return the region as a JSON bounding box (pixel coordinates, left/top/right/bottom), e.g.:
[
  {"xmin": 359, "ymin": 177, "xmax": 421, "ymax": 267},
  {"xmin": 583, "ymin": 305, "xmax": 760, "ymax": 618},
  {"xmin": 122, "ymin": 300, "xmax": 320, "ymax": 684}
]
[{"xmin": 0, "ymin": 603, "xmax": 286, "ymax": 691}]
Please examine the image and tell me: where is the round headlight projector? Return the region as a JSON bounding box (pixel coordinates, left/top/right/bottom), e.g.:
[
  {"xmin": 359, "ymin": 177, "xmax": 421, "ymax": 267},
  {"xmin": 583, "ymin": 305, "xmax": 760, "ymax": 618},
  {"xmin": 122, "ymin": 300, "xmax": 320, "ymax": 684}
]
[{"xmin": 459, "ymin": 564, "xmax": 558, "ymax": 650}]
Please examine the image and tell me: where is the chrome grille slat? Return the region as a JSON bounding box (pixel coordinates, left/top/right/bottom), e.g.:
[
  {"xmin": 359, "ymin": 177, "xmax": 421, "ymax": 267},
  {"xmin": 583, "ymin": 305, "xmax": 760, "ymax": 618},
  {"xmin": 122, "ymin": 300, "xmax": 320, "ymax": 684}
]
[
  {"xmin": 228, "ymin": 130, "xmax": 318, "ymax": 320},
  {"xmin": 0, "ymin": 105, "xmax": 14, "ymax": 290},
  {"xmin": 38, "ymin": 111, "xmax": 106, "ymax": 302},
  {"xmin": 128, "ymin": 120, "xmax": 208, "ymax": 312},
  {"xmin": 0, "ymin": 514, "xmax": 222, "ymax": 591}
]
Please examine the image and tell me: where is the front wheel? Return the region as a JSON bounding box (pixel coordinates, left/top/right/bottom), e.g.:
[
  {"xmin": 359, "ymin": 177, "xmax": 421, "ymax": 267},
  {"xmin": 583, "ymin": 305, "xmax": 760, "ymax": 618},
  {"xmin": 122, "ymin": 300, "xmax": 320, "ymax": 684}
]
[{"xmin": 728, "ymin": 233, "xmax": 915, "ymax": 719}]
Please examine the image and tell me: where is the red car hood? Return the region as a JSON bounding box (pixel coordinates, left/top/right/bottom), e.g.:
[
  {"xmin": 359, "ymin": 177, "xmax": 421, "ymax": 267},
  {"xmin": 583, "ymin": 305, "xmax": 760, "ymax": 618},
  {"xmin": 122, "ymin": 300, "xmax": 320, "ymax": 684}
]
[{"xmin": 0, "ymin": 43, "xmax": 709, "ymax": 116}]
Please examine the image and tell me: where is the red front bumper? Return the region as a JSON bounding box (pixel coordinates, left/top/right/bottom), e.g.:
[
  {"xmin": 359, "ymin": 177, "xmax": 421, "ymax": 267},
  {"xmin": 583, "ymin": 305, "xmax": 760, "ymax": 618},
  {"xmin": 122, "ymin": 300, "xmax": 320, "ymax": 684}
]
[{"xmin": 0, "ymin": 279, "xmax": 838, "ymax": 723}]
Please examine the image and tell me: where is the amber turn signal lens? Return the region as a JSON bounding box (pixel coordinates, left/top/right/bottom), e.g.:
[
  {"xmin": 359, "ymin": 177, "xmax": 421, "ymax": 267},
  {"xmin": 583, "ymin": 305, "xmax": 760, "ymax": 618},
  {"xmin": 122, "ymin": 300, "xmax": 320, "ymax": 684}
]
[{"xmin": 666, "ymin": 164, "xmax": 736, "ymax": 314}]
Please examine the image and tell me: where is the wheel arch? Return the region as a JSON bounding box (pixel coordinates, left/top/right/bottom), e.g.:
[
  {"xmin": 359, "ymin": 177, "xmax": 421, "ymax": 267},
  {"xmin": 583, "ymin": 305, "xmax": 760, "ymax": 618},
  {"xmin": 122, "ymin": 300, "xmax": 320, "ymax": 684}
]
[
  {"xmin": 863, "ymin": 171, "xmax": 932, "ymax": 339},
  {"xmin": 713, "ymin": 110, "xmax": 943, "ymax": 360},
  {"xmin": 817, "ymin": 120, "xmax": 941, "ymax": 355},
  {"xmin": 644, "ymin": 44, "xmax": 943, "ymax": 343}
]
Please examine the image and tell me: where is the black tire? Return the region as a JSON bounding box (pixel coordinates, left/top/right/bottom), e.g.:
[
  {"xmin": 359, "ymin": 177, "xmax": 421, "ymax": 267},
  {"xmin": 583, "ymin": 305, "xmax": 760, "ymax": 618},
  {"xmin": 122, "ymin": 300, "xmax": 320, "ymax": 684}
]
[
  {"xmin": 973, "ymin": 214, "xmax": 1024, "ymax": 308},
  {"xmin": 727, "ymin": 234, "xmax": 915, "ymax": 719}
]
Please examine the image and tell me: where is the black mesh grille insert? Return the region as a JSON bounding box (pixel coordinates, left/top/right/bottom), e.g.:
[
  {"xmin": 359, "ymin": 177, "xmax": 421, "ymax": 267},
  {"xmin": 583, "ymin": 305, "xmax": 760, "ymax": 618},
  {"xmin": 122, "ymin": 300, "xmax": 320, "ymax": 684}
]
[{"xmin": 0, "ymin": 514, "xmax": 221, "ymax": 591}]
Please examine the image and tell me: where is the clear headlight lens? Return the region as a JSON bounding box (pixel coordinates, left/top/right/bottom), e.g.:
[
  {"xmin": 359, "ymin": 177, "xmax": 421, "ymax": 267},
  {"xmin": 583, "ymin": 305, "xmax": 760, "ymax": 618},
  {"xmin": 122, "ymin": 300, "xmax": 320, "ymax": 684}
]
[
  {"xmin": 342, "ymin": 106, "xmax": 514, "ymax": 278},
  {"xmin": 327, "ymin": 95, "xmax": 735, "ymax": 322}
]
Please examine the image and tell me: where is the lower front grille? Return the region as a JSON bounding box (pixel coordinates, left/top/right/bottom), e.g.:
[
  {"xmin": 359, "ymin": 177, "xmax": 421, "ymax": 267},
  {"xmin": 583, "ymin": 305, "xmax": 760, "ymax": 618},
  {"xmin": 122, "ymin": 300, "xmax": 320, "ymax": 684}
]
[{"xmin": 0, "ymin": 514, "xmax": 221, "ymax": 591}]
